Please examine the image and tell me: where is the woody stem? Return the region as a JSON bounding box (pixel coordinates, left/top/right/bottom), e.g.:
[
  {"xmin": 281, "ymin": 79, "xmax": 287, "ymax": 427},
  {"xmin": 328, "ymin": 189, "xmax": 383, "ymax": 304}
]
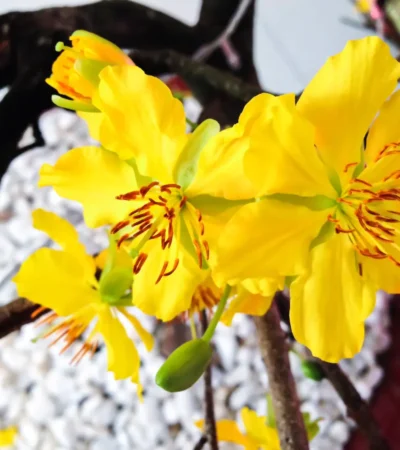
[{"xmin": 255, "ymin": 301, "xmax": 309, "ymax": 450}]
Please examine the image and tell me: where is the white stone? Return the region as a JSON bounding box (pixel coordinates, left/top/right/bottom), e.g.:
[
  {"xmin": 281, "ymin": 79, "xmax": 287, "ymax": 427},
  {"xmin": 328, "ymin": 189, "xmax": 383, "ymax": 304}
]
[
  {"xmin": 18, "ymin": 417, "xmax": 41, "ymax": 448},
  {"xmin": 229, "ymin": 384, "xmax": 258, "ymax": 411},
  {"xmin": 26, "ymin": 386, "xmax": 57, "ymax": 424},
  {"xmin": 91, "ymin": 436, "xmax": 117, "ymax": 450},
  {"xmin": 223, "ymin": 365, "xmax": 252, "ymax": 387},
  {"xmin": 214, "ymin": 334, "xmax": 237, "ymax": 372},
  {"xmin": 1, "ymin": 347, "xmax": 29, "ymax": 373},
  {"xmin": 328, "ymin": 420, "xmax": 351, "ymax": 444},
  {"xmin": 162, "ymin": 396, "xmax": 180, "ymax": 425},
  {"xmin": 49, "ymin": 417, "xmax": 77, "ymax": 448}
]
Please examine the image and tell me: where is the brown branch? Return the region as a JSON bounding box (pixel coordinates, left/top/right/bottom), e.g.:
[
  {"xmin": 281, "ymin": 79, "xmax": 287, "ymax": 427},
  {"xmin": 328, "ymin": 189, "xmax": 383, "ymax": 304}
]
[
  {"xmin": 193, "ymin": 435, "xmax": 207, "ymax": 450},
  {"xmin": 318, "ymin": 361, "xmax": 389, "ymax": 450},
  {"xmin": 255, "ymin": 301, "xmax": 309, "ymax": 450},
  {"xmin": 0, "ymin": 297, "xmax": 47, "ymax": 339},
  {"xmin": 200, "ymin": 311, "xmax": 219, "ymax": 450},
  {"xmin": 277, "ymin": 292, "xmax": 389, "ymax": 449}
]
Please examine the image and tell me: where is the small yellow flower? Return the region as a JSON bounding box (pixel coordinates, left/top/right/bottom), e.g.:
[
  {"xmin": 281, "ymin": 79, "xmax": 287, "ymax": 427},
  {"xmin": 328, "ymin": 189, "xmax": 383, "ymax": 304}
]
[
  {"xmin": 47, "ymin": 30, "xmax": 133, "ymax": 111},
  {"xmin": 214, "ymin": 36, "xmax": 400, "ymax": 362},
  {"xmin": 0, "ymin": 426, "xmax": 17, "ymax": 447},
  {"xmin": 13, "ymin": 209, "xmax": 153, "ymax": 386},
  {"xmin": 39, "ymin": 65, "xmax": 259, "ymax": 321},
  {"xmin": 196, "ymin": 407, "xmax": 280, "ymax": 450}
]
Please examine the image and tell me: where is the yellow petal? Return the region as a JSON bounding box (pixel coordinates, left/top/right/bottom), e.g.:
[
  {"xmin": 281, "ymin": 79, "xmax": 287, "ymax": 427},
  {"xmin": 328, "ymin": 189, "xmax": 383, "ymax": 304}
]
[
  {"xmin": 365, "ymin": 90, "xmax": 400, "ymax": 163},
  {"xmin": 78, "ymin": 111, "xmax": 103, "ymax": 142},
  {"xmin": 39, "ymin": 146, "xmax": 137, "ymax": 228},
  {"xmin": 195, "ymin": 419, "xmax": 248, "ymax": 447},
  {"xmin": 93, "ymin": 65, "xmax": 187, "ymax": 181},
  {"xmin": 97, "ymin": 307, "xmax": 141, "ymax": 382},
  {"xmin": 297, "ymin": 37, "xmax": 400, "ymax": 177},
  {"xmin": 32, "ymin": 209, "xmax": 95, "ymax": 278},
  {"xmin": 214, "ymin": 200, "xmax": 331, "ymax": 285},
  {"xmin": 241, "ymin": 407, "xmax": 280, "ymax": 449},
  {"xmin": 222, "ymin": 292, "xmax": 274, "ymax": 326},
  {"xmin": 185, "ymin": 125, "xmax": 257, "ymax": 200},
  {"xmin": 0, "ymin": 426, "xmax": 17, "ymax": 446},
  {"xmin": 242, "ymin": 93, "xmax": 335, "ymax": 197},
  {"xmin": 132, "ymin": 239, "xmax": 208, "ymax": 321},
  {"xmin": 13, "ymin": 248, "xmax": 100, "ymax": 316},
  {"xmin": 118, "ymin": 308, "xmax": 154, "ymax": 351},
  {"xmin": 361, "ymin": 255, "xmax": 400, "ymax": 293},
  {"xmin": 290, "ymin": 233, "xmax": 376, "ymax": 362}
]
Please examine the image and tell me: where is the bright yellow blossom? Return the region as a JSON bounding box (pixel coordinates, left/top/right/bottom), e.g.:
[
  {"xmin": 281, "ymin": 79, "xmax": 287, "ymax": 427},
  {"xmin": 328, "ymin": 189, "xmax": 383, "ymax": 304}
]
[
  {"xmin": 38, "ymin": 65, "xmax": 265, "ymax": 321},
  {"xmin": 0, "ymin": 426, "xmax": 17, "ymax": 447},
  {"xmin": 196, "ymin": 407, "xmax": 280, "ymax": 450},
  {"xmin": 214, "ymin": 37, "xmax": 400, "ymax": 362},
  {"xmin": 47, "ymin": 30, "xmax": 133, "ymax": 111},
  {"xmin": 13, "ymin": 209, "xmax": 153, "ymax": 385}
]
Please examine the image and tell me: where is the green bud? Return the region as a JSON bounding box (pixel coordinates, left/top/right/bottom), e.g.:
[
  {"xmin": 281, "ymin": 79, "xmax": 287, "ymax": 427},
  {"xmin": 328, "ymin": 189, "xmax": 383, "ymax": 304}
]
[
  {"xmin": 174, "ymin": 119, "xmax": 220, "ymax": 190},
  {"xmin": 301, "ymin": 360, "xmax": 325, "ymax": 381},
  {"xmin": 156, "ymin": 339, "xmax": 213, "ymax": 392}
]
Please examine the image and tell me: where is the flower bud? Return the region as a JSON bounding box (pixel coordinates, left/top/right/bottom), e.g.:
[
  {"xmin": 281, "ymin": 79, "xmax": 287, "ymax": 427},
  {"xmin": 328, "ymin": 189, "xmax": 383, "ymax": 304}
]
[
  {"xmin": 301, "ymin": 360, "xmax": 325, "ymax": 381},
  {"xmin": 47, "ymin": 30, "xmax": 133, "ymax": 111},
  {"xmin": 156, "ymin": 339, "xmax": 213, "ymax": 392}
]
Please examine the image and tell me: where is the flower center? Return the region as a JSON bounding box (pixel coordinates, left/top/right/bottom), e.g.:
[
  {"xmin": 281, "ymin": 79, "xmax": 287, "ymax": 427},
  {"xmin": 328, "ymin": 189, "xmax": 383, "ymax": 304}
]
[
  {"xmin": 330, "ymin": 143, "xmax": 400, "ymax": 266},
  {"xmin": 111, "ymin": 181, "xmax": 209, "ymax": 284}
]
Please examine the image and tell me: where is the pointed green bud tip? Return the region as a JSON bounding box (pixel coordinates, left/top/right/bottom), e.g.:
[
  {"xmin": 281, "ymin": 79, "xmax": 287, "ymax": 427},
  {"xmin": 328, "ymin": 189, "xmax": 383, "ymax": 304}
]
[
  {"xmin": 301, "ymin": 360, "xmax": 325, "ymax": 381},
  {"xmin": 55, "ymin": 42, "xmax": 65, "ymax": 52},
  {"xmin": 156, "ymin": 339, "xmax": 213, "ymax": 392}
]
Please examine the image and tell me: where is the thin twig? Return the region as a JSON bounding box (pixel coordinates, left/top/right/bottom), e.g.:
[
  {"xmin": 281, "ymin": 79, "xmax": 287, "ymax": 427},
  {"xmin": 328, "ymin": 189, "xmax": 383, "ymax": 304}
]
[
  {"xmin": 193, "ymin": 435, "xmax": 208, "ymax": 450},
  {"xmin": 318, "ymin": 361, "xmax": 389, "ymax": 450},
  {"xmin": 255, "ymin": 302, "xmax": 309, "ymax": 450},
  {"xmin": 200, "ymin": 311, "xmax": 219, "ymax": 450}
]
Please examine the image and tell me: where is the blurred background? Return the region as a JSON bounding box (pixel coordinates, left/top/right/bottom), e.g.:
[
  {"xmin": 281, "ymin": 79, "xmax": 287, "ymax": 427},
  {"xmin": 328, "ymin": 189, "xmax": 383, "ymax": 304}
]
[{"xmin": 0, "ymin": 0, "xmax": 398, "ymax": 449}]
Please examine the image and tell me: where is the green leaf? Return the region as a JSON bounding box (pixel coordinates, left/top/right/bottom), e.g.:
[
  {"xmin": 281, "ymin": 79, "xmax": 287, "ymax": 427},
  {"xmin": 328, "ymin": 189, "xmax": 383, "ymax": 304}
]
[
  {"xmin": 174, "ymin": 119, "xmax": 220, "ymax": 190},
  {"xmin": 301, "ymin": 360, "xmax": 325, "ymax": 381},
  {"xmin": 302, "ymin": 412, "xmax": 322, "ymax": 441}
]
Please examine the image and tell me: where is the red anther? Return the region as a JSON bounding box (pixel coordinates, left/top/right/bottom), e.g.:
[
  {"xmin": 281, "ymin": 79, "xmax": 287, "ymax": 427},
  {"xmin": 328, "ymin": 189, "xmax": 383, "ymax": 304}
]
[
  {"xmin": 388, "ymin": 255, "xmax": 400, "ymax": 267},
  {"xmin": 358, "ymin": 263, "xmax": 363, "ymax": 276},
  {"xmin": 203, "ymin": 241, "xmax": 210, "ymax": 260},
  {"xmin": 111, "ymin": 220, "xmax": 130, "ymax": 234},
  {"xmin": 129, "ymin": 203, "xmax": 152, "ymax": 216},
  {"xmin": 133, "ymin": 253, "xmax": 148, "ymax": 274},
  {"xmin": 199, "ymin": 222, "xmax": 205, "ymax": 236},
  {"xmin": 155, "ymin": 261, "xmax": 169, "ymax": 284},
  {"xmin": 161, "ymin": 184, "xmax": 181, "ymax": 190},
  {"xmin": 179, "ymin": 196, "xmax": 187, "ymax": 208},
  {"xmin": 159, "ymin": 196, "xmax": 168, "ymax": 203},
  {"xmin": 131, "ymin": 224, "xmax": 151, "ymax": 240},
  {"xmin": 335, "ymin": 226, "xmax": 354, "ymax": 234},
  {"xmin": 343, "ymin": 162, "xmax": 358, "ymax": 173},
  {"xmin": 116, "ymin": 190, "xmax": 140, "ymax": 200},
  {"xmin": 365, "ymin": 207, "xmax": 380, "ymax": 216},
  {"xmin": 327, "ymin": 214, "xmax": 339, "ymax": 223},
  {"xmin": 351, "ymin": 178, "xmax": 372, "ymax": 187},
  {"xmin": 117, "ymin": 233, "xmax": 130, "ymax": 248},
  {"xmin": 163, "ymin": 259, "xmax": 180, "ymax": 277},
  {"xmin": 139, "ymin": 181, "xmax": 159, "ymax": 197},
  {"xmin": 31, "ymin": 305, "xmax": 47, "ymax": 319},
  {"xmin": 193, "ymin": 239, "xmax": 203, "ymax": 268},
  {"xmin": 129, "ymin": 211, "xmax": 152, "ymax": 220},
  {"xmin": 131, "ymin": 217, "xmax": 152, "ymax": 228}
]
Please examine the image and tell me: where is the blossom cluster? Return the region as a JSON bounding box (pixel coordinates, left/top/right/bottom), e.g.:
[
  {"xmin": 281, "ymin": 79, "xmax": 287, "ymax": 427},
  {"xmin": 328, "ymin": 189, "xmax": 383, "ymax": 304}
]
[{"xmin": 12, "ymin": 30, "xmax": 400, "ymax": 417}]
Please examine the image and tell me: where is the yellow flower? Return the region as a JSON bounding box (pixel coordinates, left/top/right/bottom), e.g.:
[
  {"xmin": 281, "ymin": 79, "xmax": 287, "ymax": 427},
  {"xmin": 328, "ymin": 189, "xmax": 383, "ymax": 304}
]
[
  {"xmin": 196, "ymin": 407, "xmax": 280, "ymax": 450},
  {"xmin": 13, "ymin": 209, "xmax": 153, "ymax": 385},
  {"xmin": 47, "ymin": 30, "xmax": 133, "ymax": 111},
  {"xmin": 355, "ymin": 0, "xmax": 371, "ymax": 13},
  {"xmin": 214, "ymin": 37, "xmax": 400, "ymax": 362},
  {"xmin": 39, "ymin": 65, "xmax": 259, "ymax": 321},
  {"xmin": 0, "ymin": 426, "xmax": 17, "ymax": 447}
]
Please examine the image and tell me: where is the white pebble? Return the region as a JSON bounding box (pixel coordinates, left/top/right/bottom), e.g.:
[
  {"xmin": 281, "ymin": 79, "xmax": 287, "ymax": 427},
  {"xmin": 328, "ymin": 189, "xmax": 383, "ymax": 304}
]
[
  {"xmin": 328, "ymin": 420, "xmax": 351, "ymax": 444},
  {"xmin": 49, "ymin": 417, "xmax": 77, "ymax": 448}
]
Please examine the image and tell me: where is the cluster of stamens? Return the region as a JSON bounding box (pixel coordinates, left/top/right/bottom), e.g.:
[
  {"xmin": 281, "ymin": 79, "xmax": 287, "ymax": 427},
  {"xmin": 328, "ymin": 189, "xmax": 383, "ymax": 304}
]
[
  {"xmin": 32, "ymin": 307, "xmax": 97, "ymax": 365},
  {"xmin": 329, "ymin": 142, "xmax": 400, "ymax": 267},
  {"xmin": 111, "ymin": 181, "xmax": 209, "ymax": 284}
]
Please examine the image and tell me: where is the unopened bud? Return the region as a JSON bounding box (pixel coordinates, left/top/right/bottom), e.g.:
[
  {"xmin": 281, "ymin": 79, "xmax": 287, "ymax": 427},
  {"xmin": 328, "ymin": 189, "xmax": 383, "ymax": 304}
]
[
  {"xmin": 301, "ymin": 360, "xmax": 325, "ymax": 381},
  {"xmin": 156, "ymin": 339, "xmax": 213, "ymax": 392}
]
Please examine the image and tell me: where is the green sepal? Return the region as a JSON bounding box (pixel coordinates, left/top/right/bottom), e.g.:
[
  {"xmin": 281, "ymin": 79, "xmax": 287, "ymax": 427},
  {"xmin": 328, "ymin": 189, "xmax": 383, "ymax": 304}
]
[
  {"xmin": 264, "ymin": 194, "xmax": 336, "ymax": 211},
  {"xmin": 74, "ymin": 58, "xmax": 108, "ymax": 86},
  {"xmin": 99, "ymin": 267, "xmax": 133, "ymax": 305},
  {"xmin": 52, "ymin": 95, "xmax": 99, "ymax": 113},
  {"xmin": 174, "ymin": 119, "xmax": 220, "ymax": 190},
  {"xmin": 301, "ymin": 360, "xmax": 325, "ymax": 381},
  {"xmin": 179, "ymin": 214, "xmax": 209, "ymax": 270},
  {"xmin": 284, "ymin": 275, "xmax": 297, "ymax": 289},
  {"xmin": 156, "ymin": 338, "xmax": 213, "ymax": 392},
  {"xmin": 71, "ymin": 30, "xmax": 125, "ymax": 55},
  {"xmin": 303, "ymin": 412, "xmax": 322, "ymax": 441},
  {"xmin": 326, "ymin": 166, "xmax": 342, "ymax": 196},
  {"xmin": 310, "ymin": 220, "xmax": 335, "ymax": 250},
  {"xmin": 190, "ymin": 195, "xmax": 249, "ymax": 215}
]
